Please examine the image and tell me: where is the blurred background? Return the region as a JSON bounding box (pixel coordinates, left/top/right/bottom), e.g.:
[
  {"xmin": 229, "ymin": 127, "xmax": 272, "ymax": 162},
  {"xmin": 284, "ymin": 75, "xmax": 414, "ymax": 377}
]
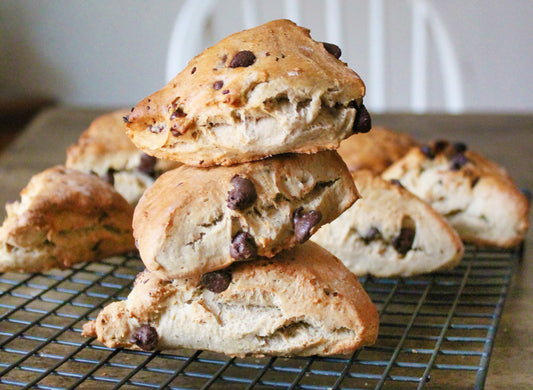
[{"xmin": 0, "ymin": 0, "xmax": 532, "ymax": 113}]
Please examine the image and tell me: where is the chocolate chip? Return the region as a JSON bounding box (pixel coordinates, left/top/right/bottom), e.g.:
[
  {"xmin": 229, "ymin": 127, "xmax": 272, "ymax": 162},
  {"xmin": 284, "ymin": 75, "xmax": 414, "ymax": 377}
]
[
  {"xmin": 201, "ymin": 270, "xmax": 232, "ymax": 293},
  {"xmin": 105, "ymin": 168, "xmax": 116, "ymax": 185},
  {"xmin": 453, "ymin": 142, "xmax": 467, "ymax": 153},
  {"xmin": 214, "ymin": 80, "xmax": 224, "ymax": 90},
  {"xmin": 227, "ymin": 175, "xmax": 257, "ymax": 210},
  {"xmin": 450, "ymin": 153, "xmax": 468, "ymax": 171},
  {"xmin": 322, "ymin": 42, "xmax": 342, "ymax": 59},
  {"xmin": 392, "ymin": 227, "xmax": 415, "ymax": 256},
  {"xmin": 420, "ymin": 145, "xmax": 435, "ymax": 159},
  {"xmin": 293, "ymin": 207, "xmax": 322, "ymax": 243},
  {"xmin": 229, "ymin": 50, "xmax": 256, "ymax": 68},
  {"xmin": 230, "ymin": 231, "xmax": 257, "ymax": 260},
  {"xmin": 222, "ymin": 89, "xmax": 230, "ymax": 95},
  {"xmin": 191, "ymin": 66, "xmax": 197, "ymax": 74},
  {"xmin": 130, "ymin": 325, "xmax": 158, "ymax": 351},
  {"xmin": 122, "ymin": 115, "xmax": 131, "ymax": 124},
  {"xmin": 138, "ymin": 153, "xmax": 157, "ymax": 177},
  {"xmin": 170, "ymin": 107, "xmax": 186, "ymax": 120},
  {"xmin": 390, "ymin": 179, "xmax": 404, "ymax": 188},
  {"xmin": 363, "ymin": 227, "xmax": 381, "ymax": 244},
  {"xmin": 353, "ymin": 103, "xmax": 372, "ymax": 134},
  {"xmin": 433, "ymin": 140, "xmax": 449, "ymax": 154}
]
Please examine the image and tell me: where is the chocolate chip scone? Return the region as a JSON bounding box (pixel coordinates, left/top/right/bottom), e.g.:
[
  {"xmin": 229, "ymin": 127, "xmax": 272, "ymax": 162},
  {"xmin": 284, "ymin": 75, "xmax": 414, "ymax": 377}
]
[
  {"xmin": 82, "ymin": 241, "xmax": 378, "ymax": 357},
  {"xmin": 0, "ymin": 166, "xmax": 136, "ymax": 273},
  {"xmin": 134, "ymin": 150, "xmax": 358, "ymax": 279},
  {"xmin": 312, "ymin": 170, "xmax": 464, "ymax": 277},
  {"xmin": 382, "ymin": 141, "xmax": 530, "ymax": 247},
  {"xmin": 125, "ymin": 19, "xmax": 371, "ymax": 167},
  {"xmin": 338, "ymin": 126, "xmax": 418, "ymax": 174},
  {"xmin": 66, "ymin": 109, "xmax": 180, "ymax": 204}
]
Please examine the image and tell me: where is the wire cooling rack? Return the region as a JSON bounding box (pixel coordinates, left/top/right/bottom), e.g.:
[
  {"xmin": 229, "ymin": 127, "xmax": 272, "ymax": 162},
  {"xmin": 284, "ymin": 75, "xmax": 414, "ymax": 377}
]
[{"xmin": 0, "ymin": 244, "xmax": 522, "ymax": 390}]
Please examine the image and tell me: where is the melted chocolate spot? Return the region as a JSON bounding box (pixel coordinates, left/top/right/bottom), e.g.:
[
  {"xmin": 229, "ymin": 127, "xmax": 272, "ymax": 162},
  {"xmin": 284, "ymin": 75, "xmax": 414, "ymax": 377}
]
[
  {"xmin": 213, "ymin": 80, "xmax": 224, "ymax": 90},
  {"xmin": 433, "ymin": 140, "xmax": 449, "ymax": 154},
  {"xmin": 201, "ymin": 270, "xmax": 232, "ymax": 293},
  {"xmin": 420, "ymin": 145, "xmax": 435, "ymax": 159},
  {"xmin": 130, "ymin": 325, "xmax": 158, "ymax": 351},
  {"xmin": 170, "ymin": 107, "xmax": 186, "ymax": 120},
  {"xmin": 453, "ymin": 142, "xmax": 467, "ymax": 153},
  {"xmin": 137, "ymin": 153, "xmax": 157, "ymax": 177},
  {"xmin": 392, "ymin": 227, "xmax": 416, "ymax": 255},
  {"xmin": 390, "ymin": 179, "xmax": 404, "ymax": 188},
  {"xmin": 105, "ymin": 168, "xmax": 116, "ymax": 185},
  {"xmin": 322, "ymin": 42, "xmax": 342, "ymax": 59},
  {"xmin": 450, "ymin": 153, "xmax": 469, "ymax": 171},
  {"xmin": 293, "ymin": 207, "xmax": 322, "ymax": 243},
  {"xmin": 353, "ymin": 103, "xmax": 372, "ymax": 134},
  {"xmin": 230, "ymin": 231, "xmax": 257, "ymax": 260},
  {"xmin": 227, "ymin": 175, "xmax": 257, "ymax": 210},
  {"xmin": 363, "ymin": 227, "xmax": 381, "ymax": 244},
  {"xmin": 229, "ymin": 50, "xmax": 256, "ymax": 68}
]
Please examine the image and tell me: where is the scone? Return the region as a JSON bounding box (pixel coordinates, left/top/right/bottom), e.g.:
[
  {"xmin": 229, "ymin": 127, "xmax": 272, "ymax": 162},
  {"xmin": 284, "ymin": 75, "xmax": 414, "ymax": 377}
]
[
  {"xmin": 312, "ymin": 170, "xmax": 464, "ymax": 277},
  {"xmin": 0, "ymin": 166, "xmax": 136, "ymax": 273},
  {"xmin": 382, "ymin": 141, "xmax": 530, "ymax": 247},
  {"xmin": 66, "ymin": 109, "xmax": 180, "ymax": 204},
  {"xmin": 125, "ymin": 19, "xmax": 371, "ymax": 167},
  {"xmin": 134, "ymin": 151, "xmax": 358, "ymax": 279},
  {"xmin": 82, "ymin": 241, "xmax": 378, "ymax": 357},
  {"xmin": 338, "ymin": 126, "xmax": 418, "ymax": 174}
]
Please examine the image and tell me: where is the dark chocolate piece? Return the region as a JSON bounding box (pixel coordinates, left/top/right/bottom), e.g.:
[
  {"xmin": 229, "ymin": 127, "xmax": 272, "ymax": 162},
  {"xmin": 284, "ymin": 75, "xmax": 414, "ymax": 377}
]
[
  {"xmin": 392, "ymin": 227, "xmax": 415, "ymax": 255},
  {"xmin": 450, "ymin": 153, "xmax": 469, "ymax": 171},
  {"xmin": 353, "ymin": 103, "xmax": 372, "ymax": 134},
  {"xmin": 322, "ymin": 42, "xmax": 342, "ymax": 59},
  {"xmin": 229, "ymin": 50, "xmax": 256, "ymax": 68},
  {"xmin": 229, "ymin": 231, "xmax": 257, "ymax": 260},
  {"xmin": 130, "ymin": 325, "xmax": 158, "ymax": 351},
  {"xmin": 138, "ymin": 153, "xmax": 157, "ymax": 177},
  {"xmin": 201, "ymin": 270, "xmax": 232, "ymax": 293},
  {"xmin": 227, "ymin": 175, "xmax": 257, "ymax": 210},
  {"xmin": 293, "ymin": 207, "xmax": 322, "ymax": 243},
  {"xmin": 363, "ymin": 227, "xmax": 381, "ymax": 244}
]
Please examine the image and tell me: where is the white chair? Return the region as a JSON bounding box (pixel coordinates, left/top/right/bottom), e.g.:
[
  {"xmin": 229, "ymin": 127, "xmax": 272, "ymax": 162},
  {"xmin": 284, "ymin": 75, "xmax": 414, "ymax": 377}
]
[{"xmin": 165, "ymin": 0, "xmax": 463, "ymax": 113}]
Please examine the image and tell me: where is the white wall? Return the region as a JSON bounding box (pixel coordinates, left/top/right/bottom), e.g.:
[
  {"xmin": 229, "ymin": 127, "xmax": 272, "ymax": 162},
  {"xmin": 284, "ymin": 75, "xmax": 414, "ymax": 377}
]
[{"xmin": 1, "ymin": 0, "xmax": 532, "ymax": 112}]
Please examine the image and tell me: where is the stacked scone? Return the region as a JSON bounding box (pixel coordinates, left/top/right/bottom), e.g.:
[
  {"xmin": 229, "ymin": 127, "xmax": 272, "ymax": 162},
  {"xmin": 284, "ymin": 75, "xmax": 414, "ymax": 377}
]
[{"xmin": 82, "ymin": 20, "xmax": 379, "ymax": 357}]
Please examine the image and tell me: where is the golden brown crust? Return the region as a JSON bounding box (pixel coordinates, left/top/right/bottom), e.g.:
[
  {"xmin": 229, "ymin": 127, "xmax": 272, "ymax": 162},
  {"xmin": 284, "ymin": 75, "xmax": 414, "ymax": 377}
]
[
  {"xmin": 133, "ymin": 151, "xmax": 359, "ymax": 279},
  {"xmin": 338, "ymin": 126, "xmax": 418, "ymax": 174},
  {"xmin": 382, "ymin": 142, "xmax": 529, "ymax": 247},
  {"xmin": 82, "ymin": 241, "xmax": 378, "ymax": 357},
  {"xmin": 0, "ymin": 166, "xmax": 136, "ymax": 272},
  {"xmin": 125, "ymin": 19, "xmax": 367, "ymax": 166}
]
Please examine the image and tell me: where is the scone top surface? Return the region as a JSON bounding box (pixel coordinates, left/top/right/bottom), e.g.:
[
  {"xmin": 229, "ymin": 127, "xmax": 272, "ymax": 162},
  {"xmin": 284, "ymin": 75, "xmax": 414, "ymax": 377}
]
[
  {"xmin": 0, "ymin": 166, "xmax": 135, "ymax": 272},
  {"xmin": 126, "ymin": 19, "xmax": 369, "ymax": 166},
  {"xmin": 133, "ymin": 151, "xmax": 358, "ymax": 279},
  {"xmin": 382, "ymin": 140, "xmax": 530, "ymax": 247},
  {"xmin": 66, "ymin": 109, "xmax": 179, "ymax": 176}
]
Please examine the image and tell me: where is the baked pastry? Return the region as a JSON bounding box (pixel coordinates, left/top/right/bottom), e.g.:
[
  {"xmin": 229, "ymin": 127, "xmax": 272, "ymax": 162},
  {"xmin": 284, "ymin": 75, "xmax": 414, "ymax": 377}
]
[
  {"xmin": 337, "ymin": 126, "xmax": 418, "ymax": 174},
  {"xmin": 66, "ymin": 109, "xmax": 179, "ymax": 204},
  {"xmin": 0, "ymin": 166, "xmax": 136, "ymax": 273},
  {"xmin": 82, "ymin": 241, "xmax": 379, "ymax": 357},
  {"xmin": 134, "ymin": 150, "xmax": 358, "ymax": 279},
  {"xmin": 125, "ymin": 19, "xmax": 371, "ymax": 167},
  {"xmin": 382, "ymin": 141, "xmax": 530, "ymax": 247},
  {"xmin": 312, "ymin": 170, "xmax": 464, "ymax": 277}
]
